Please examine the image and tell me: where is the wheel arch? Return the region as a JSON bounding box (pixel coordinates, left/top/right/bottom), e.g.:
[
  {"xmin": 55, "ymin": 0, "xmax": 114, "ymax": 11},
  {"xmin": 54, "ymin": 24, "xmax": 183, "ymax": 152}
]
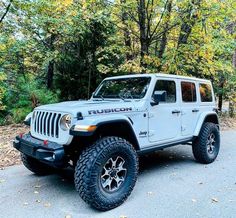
[
  {"xmin": 94, "ymin": 119, "xmax": 140, "ymax": 151},
  {"xmin": 193, "ymin": 112, "xmax": 219, "ymax": 137}
]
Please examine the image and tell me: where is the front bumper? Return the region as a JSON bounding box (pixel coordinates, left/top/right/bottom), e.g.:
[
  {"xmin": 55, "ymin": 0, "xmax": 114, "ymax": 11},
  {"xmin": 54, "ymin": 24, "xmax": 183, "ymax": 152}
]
[{"xmin": 13, "ymin": 133, "xmax": 66, "ymax": 167}]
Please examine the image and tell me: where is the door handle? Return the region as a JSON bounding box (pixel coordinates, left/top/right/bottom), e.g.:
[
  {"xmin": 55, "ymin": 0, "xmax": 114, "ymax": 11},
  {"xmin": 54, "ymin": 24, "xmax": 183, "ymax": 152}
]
[
  {"xmin": 172, "ymin": 110, "xmax": 181, "ymax": 114},
  {"xmin": 192, "ymin": 109, "xmax": 199, "ymax": 113}
]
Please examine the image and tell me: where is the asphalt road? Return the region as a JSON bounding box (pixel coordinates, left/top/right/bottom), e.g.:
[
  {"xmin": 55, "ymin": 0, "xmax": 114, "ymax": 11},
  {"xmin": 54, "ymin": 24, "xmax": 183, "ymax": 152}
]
[{"xmin": 0, "ymin": 131, "xmax": 236, "ymax": 218}]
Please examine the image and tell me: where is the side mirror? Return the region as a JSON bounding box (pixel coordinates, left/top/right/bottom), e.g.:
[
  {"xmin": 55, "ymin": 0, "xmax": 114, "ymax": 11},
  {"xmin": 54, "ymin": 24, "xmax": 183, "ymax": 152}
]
[{"xmin": 150, "ymin": 90, "xmax": 167, "ymax": 106}]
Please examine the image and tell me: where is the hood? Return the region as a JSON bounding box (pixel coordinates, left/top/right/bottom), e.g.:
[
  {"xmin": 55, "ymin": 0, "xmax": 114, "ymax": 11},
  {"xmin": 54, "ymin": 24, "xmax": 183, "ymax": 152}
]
[{"xmin": 35, "ymin": 99, "xmax": 146, "ymax": 117}]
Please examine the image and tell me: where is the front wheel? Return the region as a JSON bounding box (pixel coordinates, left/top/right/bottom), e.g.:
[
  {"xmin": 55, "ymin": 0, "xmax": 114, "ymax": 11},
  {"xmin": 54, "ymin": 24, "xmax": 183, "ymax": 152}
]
[
  {"xmin": 192, "ymin": 122, "xmax": 220, "ymax": 164},
  {"xmin": 74, "ymin": 137, "xmax": 138, "ymax": 211}
]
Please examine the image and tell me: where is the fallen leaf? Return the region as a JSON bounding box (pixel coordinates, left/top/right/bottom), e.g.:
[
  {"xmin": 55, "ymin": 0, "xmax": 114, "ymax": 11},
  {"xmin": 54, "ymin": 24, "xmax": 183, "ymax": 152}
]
[
  {"xmin": 120, "ymin": 216, "xmax": 127, "ymax": 218},
  {"xmin": 0, "ymin": 179, "xmax": 5, "ymax": 183},
  {"xmin": 23, "ymin": 202, "xmax": 29, "ymax": 206},
  {"xmin": 44, "ymin": 202, "xmax": 51, "ymax": 207},
  {"xmin": 34, "ymin": 185, "xmax": 41, "ymax": 189},
  {"xmin": 36, "ymin": 200, "xmax": 41, "ymax": 203},
  {"xmin": 147, "ymin": 191, "xmax": 153, "ymax": 195},
  {"xmin": 211, "ymin": 198, "xmax": 218, "ymax": 203},
  {"xmin": 192, "ymin": 199, "xmax": 197, "ymax": 203},
  {"xmin": 34, "ymin": 191, "xmax": 39, "ymax": 194},
  {"xmin": 65, "ymin": 215, "xmax": 72, "ymax": 218},
  {"xmin": 198, "ymin": 182, "xmax": 203, "ymax": 185}
]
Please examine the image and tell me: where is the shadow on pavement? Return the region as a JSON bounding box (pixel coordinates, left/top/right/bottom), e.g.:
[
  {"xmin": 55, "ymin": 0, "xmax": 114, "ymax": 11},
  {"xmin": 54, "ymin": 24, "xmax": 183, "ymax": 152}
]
[{"xmin": 54, "ymin": 144, "xmax": 195, "ymax": 183}]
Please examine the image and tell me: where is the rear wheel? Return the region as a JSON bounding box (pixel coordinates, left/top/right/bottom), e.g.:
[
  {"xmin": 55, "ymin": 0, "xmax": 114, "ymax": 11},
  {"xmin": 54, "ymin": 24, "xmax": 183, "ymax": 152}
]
[
  {"xmin": 192, "ymin": 122, "xmax": 220, "ymax": 164},
  {"xmin": 74, "ymin": 136, "xmax": 138, "ymax": 211},
  {"xmin": 21, "ymin": 153, "xmax": 54, "ymax": 175}
]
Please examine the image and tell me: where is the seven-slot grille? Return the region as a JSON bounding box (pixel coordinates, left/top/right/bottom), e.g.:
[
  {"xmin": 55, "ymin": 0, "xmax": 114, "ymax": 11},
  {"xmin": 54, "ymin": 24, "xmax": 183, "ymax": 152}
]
[{"xmin": 32, "ymin": 111, "xmax": 62, "ymax": 138}]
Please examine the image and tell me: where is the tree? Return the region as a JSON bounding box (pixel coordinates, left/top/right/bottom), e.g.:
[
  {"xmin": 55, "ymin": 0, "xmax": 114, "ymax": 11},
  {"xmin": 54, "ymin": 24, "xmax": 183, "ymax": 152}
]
[
  {"xmin": 0, "ymin": 0, "xmax": 236, "ymax": 124},
  {"xmin": 0, "ymin": 0, "xmax": 13, "ymax": 24}
]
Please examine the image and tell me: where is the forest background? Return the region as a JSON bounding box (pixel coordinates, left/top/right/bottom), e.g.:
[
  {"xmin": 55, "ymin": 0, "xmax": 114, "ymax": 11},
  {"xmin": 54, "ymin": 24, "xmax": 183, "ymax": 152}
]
[{"xmin": 0, "ymin": 0, "xmax": 236, "ymax": 124}]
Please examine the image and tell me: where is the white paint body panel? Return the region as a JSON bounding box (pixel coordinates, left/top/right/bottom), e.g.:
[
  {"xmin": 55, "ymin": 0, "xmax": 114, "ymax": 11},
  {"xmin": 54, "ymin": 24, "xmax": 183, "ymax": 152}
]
[{"xmin": 28, "ymin": 73, "xmax": 217, "ymax": 149}]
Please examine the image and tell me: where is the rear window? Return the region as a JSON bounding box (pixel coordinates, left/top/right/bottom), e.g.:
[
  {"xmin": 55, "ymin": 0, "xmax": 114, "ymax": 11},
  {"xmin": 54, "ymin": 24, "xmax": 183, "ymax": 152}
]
[
  {"xmin": 181, "ymin": 81, "xmax": 196, "ymax": 102},
  {"xmin": 199, "ymin": 83, "xmax": 213, "ymax": 102}
]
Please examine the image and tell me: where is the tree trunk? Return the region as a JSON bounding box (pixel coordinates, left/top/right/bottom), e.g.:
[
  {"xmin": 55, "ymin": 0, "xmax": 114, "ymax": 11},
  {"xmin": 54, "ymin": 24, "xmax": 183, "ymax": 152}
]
[
  {"xmin": 177, "ymin": 22, "xmax": 194, "ymax": 47},
  {"xmin": 158, "ymin": 0, "xmax": 172, "ymax": 60},
  {"xmin": 121, "ymin": 0, "xmax": 133, "ymax": 61},
  {"xmin": 218, "ymin": 75, "xmax": 225, "ymax": 112},
  {"xmin": 157, "ymin": 0, "xmax": 173, "ymax": 71},
  {"xmin": 138, "ymin": 0, "xmax": 148, "ymax": 72},
  {"xmin": 229, "ymin": 101, "xmax": 235, "ymax": 118},
  {"xmin": 47, "ymin": 60, "xmax": 54, "ymax": 89},
  {"xmin": 218, "ymin": 93, "xmax": 223, "ymax": 112},
  {"xmin": 177, "ymin": 0, "xmax": 201, "ymax": 48}
]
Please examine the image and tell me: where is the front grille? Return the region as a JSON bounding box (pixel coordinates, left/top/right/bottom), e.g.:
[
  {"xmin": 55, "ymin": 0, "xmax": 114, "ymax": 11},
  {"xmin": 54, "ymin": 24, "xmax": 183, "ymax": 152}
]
[{"xmin": 32, "ymin": 111, "xmax": 62, "ymax": 138}]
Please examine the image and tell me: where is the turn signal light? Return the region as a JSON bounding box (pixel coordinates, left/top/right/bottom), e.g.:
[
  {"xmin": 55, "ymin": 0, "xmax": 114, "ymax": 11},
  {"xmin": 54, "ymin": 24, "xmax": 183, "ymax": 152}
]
[{"xmin": 74, "ymin": 125, "xmax": 97, "ymax": 132}]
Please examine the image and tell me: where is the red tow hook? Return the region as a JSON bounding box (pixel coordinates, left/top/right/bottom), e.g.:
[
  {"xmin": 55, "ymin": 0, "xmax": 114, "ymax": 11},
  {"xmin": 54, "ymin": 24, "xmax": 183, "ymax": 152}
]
[
  {"xmin": 43, "ymin": 140, "xmax": 48, "ymax": 147},
  {"xmin": 19, "ymin": 133, "xmax": 24, "ymax": 138}
]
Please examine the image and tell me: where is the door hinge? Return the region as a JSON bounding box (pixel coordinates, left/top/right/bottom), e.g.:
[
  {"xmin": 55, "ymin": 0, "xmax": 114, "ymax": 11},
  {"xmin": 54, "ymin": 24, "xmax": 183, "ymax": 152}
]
[
  {"xmin": 148, "ymin": 130, "xmax": 155, "ymax": 137},
  {"xmin": 181, "ymin": 126, "xmax": 186, "ymax": 131},
  {"xmin": 148, "ymin": 113, "xmax": 154, "ymax": 118}
]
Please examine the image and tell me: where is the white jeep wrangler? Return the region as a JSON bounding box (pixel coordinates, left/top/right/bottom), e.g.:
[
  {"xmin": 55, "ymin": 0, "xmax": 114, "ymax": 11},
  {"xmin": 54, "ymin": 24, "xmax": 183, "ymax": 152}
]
[{"xmin": 14, "ymin": 73, "xmax": 220, "ymax": 211}]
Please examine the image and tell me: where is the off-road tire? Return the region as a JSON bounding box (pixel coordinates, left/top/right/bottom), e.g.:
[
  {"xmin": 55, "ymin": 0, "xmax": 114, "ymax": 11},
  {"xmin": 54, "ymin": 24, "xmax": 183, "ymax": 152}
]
[
  {"xmin": 21, "ymin": 153, "xmax": 54, "ymax": 175},
  {"xmin": 74, "ymin": 136, "xmax": 138, "ymax": 211},
  {"xmin": 192, "ymin": 122, "xmax": 220, "ymax": 164}
]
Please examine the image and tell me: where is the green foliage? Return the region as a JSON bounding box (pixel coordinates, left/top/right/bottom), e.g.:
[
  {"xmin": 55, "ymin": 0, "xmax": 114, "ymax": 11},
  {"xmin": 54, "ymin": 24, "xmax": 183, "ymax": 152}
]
[
  {"xmin": 0, "ymin": 77, "xmax": 59, "ymax": 124},
  {"xmin": 0, "ymin": 0, "xmax": 236, "ymax": 123}
]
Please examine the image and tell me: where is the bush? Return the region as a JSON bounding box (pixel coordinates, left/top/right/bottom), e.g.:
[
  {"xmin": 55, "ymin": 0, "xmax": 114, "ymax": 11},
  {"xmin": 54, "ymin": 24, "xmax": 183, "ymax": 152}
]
[{"xmin": 0, "ymin": 77, "xmax": 59, "ymax": 125}]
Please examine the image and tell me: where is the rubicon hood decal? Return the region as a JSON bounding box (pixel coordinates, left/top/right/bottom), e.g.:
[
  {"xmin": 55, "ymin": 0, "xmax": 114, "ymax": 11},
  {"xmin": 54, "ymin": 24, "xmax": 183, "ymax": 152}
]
[{"xmin": 88, "ymin": 107, "xmax": 133, "ymax": 115}]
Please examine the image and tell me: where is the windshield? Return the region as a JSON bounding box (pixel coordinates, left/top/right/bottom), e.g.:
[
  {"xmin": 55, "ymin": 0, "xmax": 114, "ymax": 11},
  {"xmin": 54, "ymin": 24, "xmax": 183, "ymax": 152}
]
[{"xmin": 93, "ymin": 77, "xmax": 151, "ymax": 99}]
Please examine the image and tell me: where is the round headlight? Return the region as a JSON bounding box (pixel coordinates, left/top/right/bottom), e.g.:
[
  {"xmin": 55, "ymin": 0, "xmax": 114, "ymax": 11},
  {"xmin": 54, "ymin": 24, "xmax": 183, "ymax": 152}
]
[{"xmin": 60, "ymin": 114, "xmax": 72, "ymax": 131}]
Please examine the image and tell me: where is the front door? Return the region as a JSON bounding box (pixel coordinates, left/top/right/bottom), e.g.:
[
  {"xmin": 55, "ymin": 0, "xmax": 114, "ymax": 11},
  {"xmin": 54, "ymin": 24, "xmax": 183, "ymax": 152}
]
[{"xmin": 148, "ymin": 79, "xmax": 181, "ymax": 143}]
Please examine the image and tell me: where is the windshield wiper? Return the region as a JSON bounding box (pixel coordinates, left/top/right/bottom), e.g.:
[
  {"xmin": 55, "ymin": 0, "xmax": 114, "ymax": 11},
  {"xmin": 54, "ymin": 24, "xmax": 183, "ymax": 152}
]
[{"xmin": 118, "ymin": 93, "xmax": 126, "ymax": 101}]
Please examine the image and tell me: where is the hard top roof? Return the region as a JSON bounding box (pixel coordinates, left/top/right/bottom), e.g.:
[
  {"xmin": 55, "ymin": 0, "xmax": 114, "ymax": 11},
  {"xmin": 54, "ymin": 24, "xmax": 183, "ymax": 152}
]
[{"xmin": 105, "ymin": 73, "xmax": 210, "ymax": 83}]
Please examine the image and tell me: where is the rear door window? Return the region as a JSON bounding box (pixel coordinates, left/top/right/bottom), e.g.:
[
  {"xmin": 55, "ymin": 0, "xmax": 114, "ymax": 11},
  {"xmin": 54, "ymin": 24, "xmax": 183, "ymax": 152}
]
[
  {"xmin": 181, "ymin": 81, "xmax": 196, "ymax": 102},
  {"xmin": 199, "ymin": 83, "xmax": 213, "ymax": 102}
]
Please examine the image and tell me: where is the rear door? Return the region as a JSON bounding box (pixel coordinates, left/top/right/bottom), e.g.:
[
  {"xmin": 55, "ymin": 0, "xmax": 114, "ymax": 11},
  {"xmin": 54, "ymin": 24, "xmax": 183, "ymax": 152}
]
[
  {"xmin": 180, "ymin": 80, "xmax": 199, "ymax": 136},
  {"xmin": 148, "ymin": 79, "xmax": 181, "ymax": 142}
]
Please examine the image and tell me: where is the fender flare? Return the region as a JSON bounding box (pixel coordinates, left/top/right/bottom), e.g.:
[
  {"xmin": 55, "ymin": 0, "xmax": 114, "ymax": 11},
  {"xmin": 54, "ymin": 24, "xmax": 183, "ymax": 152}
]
[
  {"xmin": 193, "ymin": 111, "xmax": 219, "ymax": 136},
  {"xmin": 70, "ymin": 116, "xmax": 140, "ymax": 150}
]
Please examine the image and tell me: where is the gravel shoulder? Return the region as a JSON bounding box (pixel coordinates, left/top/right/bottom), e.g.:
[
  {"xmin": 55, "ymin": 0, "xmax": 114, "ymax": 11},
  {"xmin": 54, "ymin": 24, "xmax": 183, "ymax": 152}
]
[
  {"xmin": 0, "ymin": 130, "xmax": 236, "ymax": 218},
  {"xmin": 0, "ymin": 124, "xmax": 29, "ymax": 168}
]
